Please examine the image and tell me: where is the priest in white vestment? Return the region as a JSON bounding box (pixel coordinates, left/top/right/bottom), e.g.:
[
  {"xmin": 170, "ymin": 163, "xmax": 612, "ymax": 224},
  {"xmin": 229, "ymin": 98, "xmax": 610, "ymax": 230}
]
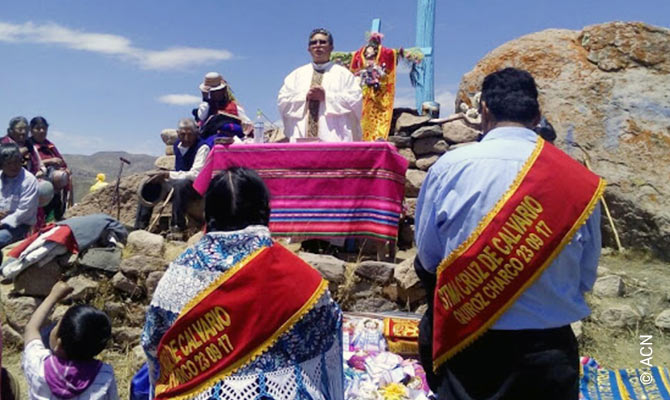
[{"xmin": 278, "ymin": 28, "xmax": 363, "ymax": 142}]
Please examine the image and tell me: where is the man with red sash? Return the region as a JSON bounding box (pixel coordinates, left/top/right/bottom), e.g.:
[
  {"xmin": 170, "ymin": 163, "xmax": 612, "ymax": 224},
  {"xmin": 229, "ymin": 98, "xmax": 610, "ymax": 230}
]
[{"xmin": 414, "ymin": 68, "xmax": 604, "ymax": 399}]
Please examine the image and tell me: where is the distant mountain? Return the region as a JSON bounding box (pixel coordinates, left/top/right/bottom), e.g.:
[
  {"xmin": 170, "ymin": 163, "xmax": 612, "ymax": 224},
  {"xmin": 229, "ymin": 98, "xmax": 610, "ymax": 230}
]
[{"xmin": 63, "ymin": 151, "xmax": 157, "ymax": 203}]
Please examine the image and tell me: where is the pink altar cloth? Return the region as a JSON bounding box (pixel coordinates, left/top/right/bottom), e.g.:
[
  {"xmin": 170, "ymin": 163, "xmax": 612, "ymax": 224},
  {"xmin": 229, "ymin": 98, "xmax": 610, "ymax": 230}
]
[{"xmin": 194, "ymin": 142, "xmax": 409, "ymax": 241}]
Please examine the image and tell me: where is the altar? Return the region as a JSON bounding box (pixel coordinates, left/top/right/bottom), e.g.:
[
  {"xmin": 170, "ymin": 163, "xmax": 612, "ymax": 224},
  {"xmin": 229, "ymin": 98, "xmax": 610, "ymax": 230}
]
[{"xmin": 194, "ymin": 141, "xmax": 408, "ymax": 242}]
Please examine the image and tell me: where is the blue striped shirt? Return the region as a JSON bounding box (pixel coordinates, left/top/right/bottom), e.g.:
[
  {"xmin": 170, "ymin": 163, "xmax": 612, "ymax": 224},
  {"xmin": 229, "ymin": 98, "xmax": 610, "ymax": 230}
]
[{"xmin": 415, "ymin": 126, "xmax": 601, "ymax": 329}]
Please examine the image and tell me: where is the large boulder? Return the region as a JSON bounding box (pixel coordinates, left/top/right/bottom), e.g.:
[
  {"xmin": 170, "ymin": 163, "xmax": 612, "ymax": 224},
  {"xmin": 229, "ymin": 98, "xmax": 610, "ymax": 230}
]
[{"xmin": 457, "ymin": 22, "xmax": 670, "ymax": 259}]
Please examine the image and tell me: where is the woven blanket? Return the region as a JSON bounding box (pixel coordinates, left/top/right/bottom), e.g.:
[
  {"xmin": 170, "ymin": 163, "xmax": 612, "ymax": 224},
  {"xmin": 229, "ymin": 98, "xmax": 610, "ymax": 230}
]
[
  {"xmin": 193, "ymin": 142, "xmax": 409, "ymax": 241},
  {"xmin": 580, "ymin": 361, "xmax": 670, "ymax": 399}
]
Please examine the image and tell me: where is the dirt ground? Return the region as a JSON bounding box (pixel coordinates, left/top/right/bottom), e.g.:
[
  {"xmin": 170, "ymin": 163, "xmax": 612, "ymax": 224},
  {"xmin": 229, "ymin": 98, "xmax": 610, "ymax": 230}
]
[{"xmin": 2, "ymin": 249, "xmax": 668, "ymax": 399}]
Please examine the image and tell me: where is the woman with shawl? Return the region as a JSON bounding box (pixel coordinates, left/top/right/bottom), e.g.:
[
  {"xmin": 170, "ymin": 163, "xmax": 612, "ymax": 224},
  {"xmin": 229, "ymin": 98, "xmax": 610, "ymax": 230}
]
[
  {"xmin": 28, "ymin": 116, "xmax": 71, "ymax": 221},
  {"xmin": 142, "ymin": 167, "xmax": 344, "ymax": 400}
]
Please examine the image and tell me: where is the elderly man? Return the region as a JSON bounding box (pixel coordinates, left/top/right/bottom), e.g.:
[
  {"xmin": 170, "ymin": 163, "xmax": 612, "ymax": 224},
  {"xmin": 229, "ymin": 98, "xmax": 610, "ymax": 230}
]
[
  {"xmin": 278, "ymin": 28, "xmax": 362, "ymax": 142},
  {"xmin": 0, "ymin": 143, "xmax": 39, "ymax": 258},
  {"xmin": 135, "ymin": 118, "xmax": 210, "ymax": 239},
  {"xmin": 414, "ymin": 68, "xmax": 604, "ymax": 399}
]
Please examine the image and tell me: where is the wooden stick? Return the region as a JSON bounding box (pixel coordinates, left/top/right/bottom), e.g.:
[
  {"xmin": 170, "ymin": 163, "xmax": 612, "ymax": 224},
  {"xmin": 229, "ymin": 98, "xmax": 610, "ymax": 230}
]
[
  {"xmin": 581, "ymin": 157, "xmax": 624, "ymax": 252},
  {"xmin": 147, "ymin": 188, "xmax": 174, "ymax": 232}
]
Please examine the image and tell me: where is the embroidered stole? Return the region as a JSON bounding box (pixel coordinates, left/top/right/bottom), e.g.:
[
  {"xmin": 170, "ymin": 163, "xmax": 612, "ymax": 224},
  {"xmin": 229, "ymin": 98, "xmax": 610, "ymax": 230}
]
[
  {"xmin": 307, "ymin": 68, "xmax": 324, "ymax": 138},
  {"xmin": 154, "ymin": 243, "xmax": 327, "ymax": 400},
  {"xmin": 432, "ymin": 139, "xmax": 606, "ymax": 371}
]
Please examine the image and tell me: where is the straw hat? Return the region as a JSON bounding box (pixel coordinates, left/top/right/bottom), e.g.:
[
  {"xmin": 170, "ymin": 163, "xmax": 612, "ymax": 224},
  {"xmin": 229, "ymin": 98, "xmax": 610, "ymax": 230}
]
[{"xmin": 199, "ymin": 72, "xmax": 227, "ymax": 92}]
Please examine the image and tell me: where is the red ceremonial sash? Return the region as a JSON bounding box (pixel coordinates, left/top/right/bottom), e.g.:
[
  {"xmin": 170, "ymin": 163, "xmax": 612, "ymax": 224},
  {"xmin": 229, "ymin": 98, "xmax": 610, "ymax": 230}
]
[
  {"xmin": 432, "ymin": 139, "xmax": 605, "ymax": 371},
  {"xmin": 154, "ymin": 243, "xmax": 327, "ymax": 400}
]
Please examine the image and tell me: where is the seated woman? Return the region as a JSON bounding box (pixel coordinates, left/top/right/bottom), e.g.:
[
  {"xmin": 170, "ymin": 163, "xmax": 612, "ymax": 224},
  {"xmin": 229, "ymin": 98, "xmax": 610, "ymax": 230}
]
[
  {"xmin": 29, "ymin": 116, "xmax": 71, "ymax": 221},
  {"xmin": 1, "ymin": 117, "xmax": 44, "ymax": 176},
  {"xmin": 142, "ymin": 167, "xmax": 344, "ymax": 400}
]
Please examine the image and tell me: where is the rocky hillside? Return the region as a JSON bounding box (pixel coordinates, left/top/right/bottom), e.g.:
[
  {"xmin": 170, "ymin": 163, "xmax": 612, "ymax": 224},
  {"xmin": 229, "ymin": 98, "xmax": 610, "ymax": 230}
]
[
  {"xmin": 455, "ymin": 22, "xmax": 670, "ymax": 260},
  {"xmin": 64, "ymin": 151, "xmax": 156, "ymax": 203}
]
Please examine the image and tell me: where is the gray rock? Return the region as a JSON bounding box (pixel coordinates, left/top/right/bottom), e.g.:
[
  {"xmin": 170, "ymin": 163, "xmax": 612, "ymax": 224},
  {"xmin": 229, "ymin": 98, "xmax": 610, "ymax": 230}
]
[
  {"xmin": 51, "ymin": 305, "xmax": 69, "ymax": 325},
  {"xmin": 405, "ymin": 170, "xmax": 427, "ymax": 197},
  {"xmin": 410, "ymin": 124, "xmax": 443, "ymax": 140},
  {"xmin": 398, "ymin": 148, "xmax": 416, "ymax": 168},
  {"xmin": 351, "ymin": 282, "xmax": 376, "ymax": 299},
  {"xmin": 112, "ymin": 327, "xmax": 142, "ymax": 347},
  {"xmin": 145, "ymin": 271, "xmax": 164, "ymax": 296},
  {"xmin": 598, "ymin": 304, "xmax": 641, "ymax": 328},
  {"xmin": 394, "ymin": 257, "xmax": 420, "ymax": 290},
  {"xmin": 403, "ymin": 198, "xmax": 417, "ymax": 220},
  {"xmin": 298, "ymin": 252, "xmax": 346, "ymax": 284},
  {"xmin": 104, "ymin": 302, "xmax": 126, "ymax": 320},
  {"xmin": 593, "ymin": 275, "xmax": 625, "ymax": 297},
  {"xmin": 112, "ymin": 272, "xmax": 143, "ymax": 297},
  {"xmin": 120, "ymin": 255, "xmax": 166, "ymax": 279},
  {"xmin": 442, "ymin": 120, "xmax": 480, "ymax": 144},
  {"xmin": 413, "ymin": 137, "xmax": 449, "ymax": 156},
  {"xmin": 13, "ymin": 261, "xmax": 62, "ymax": 297},
  {"xmin": 154, "ymin": 155, "xmax": 175, "ymax": 170},
  {"xmin": 395, "ymin": 113, "xmax": 430, "ymax": 134},
  {"xmin": 66, "ymin": 275, "xmax": 99, "ymax": 301},
  {"xmin": 355, "ymin": 261, "xmax": 395, "ymax": 285},
  {"xmin": 416, "ymin": 154, "xmax": 441, "ymax": 171},
  {"xmin": 596, "ymin": 266, "xmax": 611, "ymax": 276},
  {"xmin": 351, "ymin": 296, "xmax": 398, "ymax": 312},
  {"xmin": 127, "ymin": 230, "xmax": 165, "ymax": 258},
  {"xmin": 160, "ymin": 129, "xmax": 178, "ymax": 145},
  {"xmin": 78, "ymin": 247, "xmax": 122, "ymax": 272},
  {"xmin": 2, "ymin": 324, "xmax": 23, "ymax": 349},
  {"xmin": 5, "ymin": 296, "xmax": 38, "ymax": 331},
  {"xmin": 388, "ymin": 135, "xmax": 412, "ymax": 149},
  {"xmin": 571, "ymin": 321, "xmax": 583, "ymax": 340},
  {"xmin": 655, "ymin": 309, "xmax": 670, "ymax": 330}
]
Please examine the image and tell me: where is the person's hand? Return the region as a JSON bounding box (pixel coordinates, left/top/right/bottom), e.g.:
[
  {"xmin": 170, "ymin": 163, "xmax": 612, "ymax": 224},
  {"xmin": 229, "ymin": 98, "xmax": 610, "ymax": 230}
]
[
  {"xmin": 306, "ymin": 86, "xmax": 325, "ymax": 102},
  {"xmin": 35, "ymin": 170, "xmax": 45, "ymax": 178},
  {"xmin": 48, "ymin": 281, "xmax": 73, "ymax": 301},
  {"xmin": 147, "ymin": 171, "xmax": 169, "ymax": 181}
]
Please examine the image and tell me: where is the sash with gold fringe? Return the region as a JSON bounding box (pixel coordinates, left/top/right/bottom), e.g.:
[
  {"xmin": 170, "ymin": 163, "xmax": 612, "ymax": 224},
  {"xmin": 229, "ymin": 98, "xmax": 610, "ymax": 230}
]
[
  {"xmin": 432, "ymin": 139, "xmax": 606, "ymax": 371},
  {"xmin": 154, "ymin": 243, "xmax": 327, "ymax": 400}
]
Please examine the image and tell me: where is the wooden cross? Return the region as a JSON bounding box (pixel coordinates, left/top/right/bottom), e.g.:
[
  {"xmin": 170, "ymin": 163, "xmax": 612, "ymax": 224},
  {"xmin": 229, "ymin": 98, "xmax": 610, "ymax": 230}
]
[{"xmin": 364, "ymin": 0, "xmax": 436, "ymax": 110}]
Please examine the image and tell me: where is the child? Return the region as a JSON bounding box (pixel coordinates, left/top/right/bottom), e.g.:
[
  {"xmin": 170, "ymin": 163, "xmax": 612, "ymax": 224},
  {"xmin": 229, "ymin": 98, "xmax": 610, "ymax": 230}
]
[{"xmin": 22, "ymin": 282, "xmax": 119, "ymax": 399}]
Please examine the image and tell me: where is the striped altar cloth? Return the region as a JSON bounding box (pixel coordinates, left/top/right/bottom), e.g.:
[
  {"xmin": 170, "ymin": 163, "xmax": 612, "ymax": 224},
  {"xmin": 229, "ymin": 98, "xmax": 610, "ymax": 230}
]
[{"xmin": 194, "ymin": 142, "xmax": 408, "ymax": 241}]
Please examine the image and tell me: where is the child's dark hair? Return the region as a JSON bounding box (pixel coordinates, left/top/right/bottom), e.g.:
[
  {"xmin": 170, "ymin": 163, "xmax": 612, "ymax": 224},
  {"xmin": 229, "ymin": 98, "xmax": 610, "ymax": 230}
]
[
  {"xmin": 205, "ymin": 167, "xmax": 270, "ymax": 232},
  {"xmin": 57, "ymin": 305, "xmax": 111, "ymax": 360}
]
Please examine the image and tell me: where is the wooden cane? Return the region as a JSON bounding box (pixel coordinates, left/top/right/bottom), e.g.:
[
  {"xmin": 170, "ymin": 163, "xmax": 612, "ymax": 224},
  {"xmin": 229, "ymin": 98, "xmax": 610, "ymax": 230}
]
[{"xmin": 147, "ymin": 188, "xmax": 174, "ymax": 232}]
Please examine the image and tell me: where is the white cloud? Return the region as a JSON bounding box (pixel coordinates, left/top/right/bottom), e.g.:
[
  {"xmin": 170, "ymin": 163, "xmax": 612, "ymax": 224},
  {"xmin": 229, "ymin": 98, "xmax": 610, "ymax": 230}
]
[
  {"xmin": 0, "ymin": 21, "xmax": 233, "ymax": 70},
  {"xmin": 141, "ymin": 47, "xmax": 232, "ymax": 70},
  {"xmin": 157, "ymin": 94, "xmax": 202, "ymax": 106}
]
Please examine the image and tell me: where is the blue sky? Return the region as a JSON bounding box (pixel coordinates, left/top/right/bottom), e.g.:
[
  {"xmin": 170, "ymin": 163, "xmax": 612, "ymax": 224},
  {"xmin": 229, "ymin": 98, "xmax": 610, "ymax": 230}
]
[{"xmin": 1, "ymin": 1, "xmax": 668, "ymax": 155}]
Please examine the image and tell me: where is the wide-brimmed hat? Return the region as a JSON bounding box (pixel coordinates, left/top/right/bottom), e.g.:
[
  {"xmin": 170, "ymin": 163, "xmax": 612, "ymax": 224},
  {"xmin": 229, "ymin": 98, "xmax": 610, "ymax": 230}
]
[{"xmin": 199, "ymin": 72, "xmax": 227, "ymax": 92}]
